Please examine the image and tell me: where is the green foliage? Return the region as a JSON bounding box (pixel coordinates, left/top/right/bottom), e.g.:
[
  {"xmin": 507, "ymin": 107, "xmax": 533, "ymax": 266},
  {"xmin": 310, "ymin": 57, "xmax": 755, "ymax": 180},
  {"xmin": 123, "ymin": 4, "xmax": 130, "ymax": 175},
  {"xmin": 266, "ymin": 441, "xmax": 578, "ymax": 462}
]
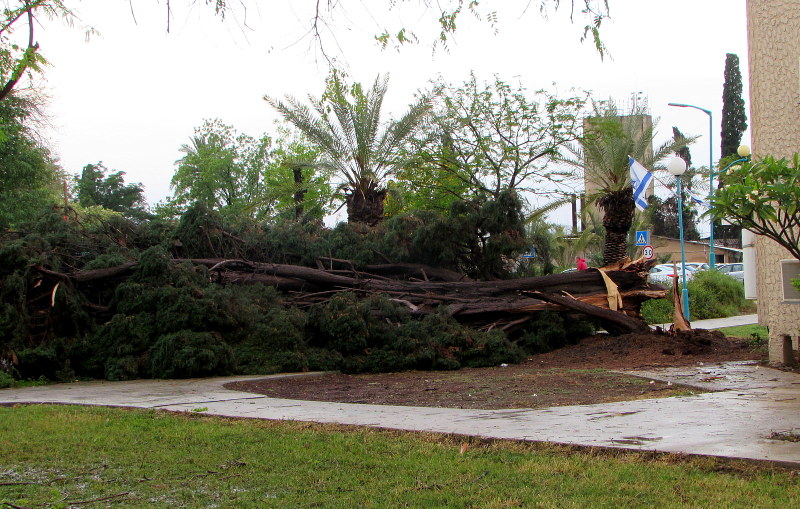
[
  {"xmin": 267, "ymin": 72, "xmax": 430, "ymax": 224},
  {"xmin": 169, "ymin": 119, "xmax": 277, "ymax": 221},
  {"xmin": 384, "ymin": 191, "xmax": 528, "ymax": 279},
  {"xmin": 305, "ymin": 293, "xmax": 524, "ymax": 374},
  {"xmin": 688, "ymin": 270, "xmax": 746, "ymax": 319},
  {"xmin": 648, "ymin": 194, "xmax": 700, "ymax": 241},
  {"xmin": 149, "ymin": 330, "xmax": 235, "ymax": 379},
  {"xmin": 0, "ymin": 2, "xmax": 80, "ymax": 103},
  {"xmin": 641, "ymin": 298, "xmax": 674, "ymax": 325},
  {"xmin": 73, "ymin": 162, "xmax": 150, "ymax": 220},
  {"xmin": 1, "ymin": 197, "xmax": 542, "ymax": 382},
  {"xmin": 517, "ymin": 311, "xmax": 596, "ymax": 353},
  {"xmin": 642, "ymin": 270, "xmax": 749, "ymax": 324},
  {"xmin": 409, "ymin": 73, "xmax": 586, "ymax": 203},
  {"xmin": 0, "ymin": 95, "xmax": 60, "ymax": 228},
  {"xmin": 0, "ymin": 370, "xmax": 14, "ymax": 388},
  {"xmin": 558, "ymin": 99, "xmax": 695, "ymax": 264},
  {"xmin": 720, "ymin": 53, "xmax": 748, "ymax": 159},
  {"xmin": 709, "ymin": 155, "xmax": 800, "ymax": 262}
]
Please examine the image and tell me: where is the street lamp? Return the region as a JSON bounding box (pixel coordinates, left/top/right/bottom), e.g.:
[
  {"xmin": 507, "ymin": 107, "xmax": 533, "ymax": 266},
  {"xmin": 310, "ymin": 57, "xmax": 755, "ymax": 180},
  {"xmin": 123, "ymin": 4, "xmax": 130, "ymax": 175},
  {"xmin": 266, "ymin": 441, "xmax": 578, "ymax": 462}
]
[
  {"xmin": 667, "ymin": 102, "xmax": 715, "ymax": 267},
  {"xmin": 667, "ymin": 156, "xmax": 691, "ymax": 320},
  {"xmin": 707, "ymin": 144, "xmax": 751, "ymax": 266}
]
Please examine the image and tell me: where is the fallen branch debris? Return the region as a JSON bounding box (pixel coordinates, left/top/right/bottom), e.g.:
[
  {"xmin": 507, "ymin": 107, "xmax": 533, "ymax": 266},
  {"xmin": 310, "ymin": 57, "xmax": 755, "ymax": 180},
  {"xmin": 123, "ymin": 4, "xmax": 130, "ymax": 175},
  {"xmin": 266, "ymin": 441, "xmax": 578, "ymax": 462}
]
[{"xmin": 32, "ymin": 256, "xmax": 663, "ymax": 335}]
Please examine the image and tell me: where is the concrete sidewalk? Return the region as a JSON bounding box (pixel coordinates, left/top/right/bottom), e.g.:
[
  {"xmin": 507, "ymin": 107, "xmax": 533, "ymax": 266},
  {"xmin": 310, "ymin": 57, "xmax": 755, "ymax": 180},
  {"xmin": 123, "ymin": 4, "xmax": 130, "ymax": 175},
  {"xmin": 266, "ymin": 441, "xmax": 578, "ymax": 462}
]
[
  {"xmin": 654, "ymin": 313, "xmax": 759, "ymax": 330},
  {"xmin": 2, "ymin": 360, "xmax": 799, "ymax": 466}
]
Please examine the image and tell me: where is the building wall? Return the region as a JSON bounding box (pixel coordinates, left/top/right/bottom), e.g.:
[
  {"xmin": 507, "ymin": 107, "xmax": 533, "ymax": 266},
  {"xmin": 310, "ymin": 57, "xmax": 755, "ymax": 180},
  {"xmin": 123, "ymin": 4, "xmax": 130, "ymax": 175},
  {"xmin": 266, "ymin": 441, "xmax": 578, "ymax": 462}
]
[
  {"xmin": 746, "ymin": 0, "xmax": 800, "ymax": 363},
  {"xmin": 650, "ymin": 236, "xmax": 741, "ymax": 264}
]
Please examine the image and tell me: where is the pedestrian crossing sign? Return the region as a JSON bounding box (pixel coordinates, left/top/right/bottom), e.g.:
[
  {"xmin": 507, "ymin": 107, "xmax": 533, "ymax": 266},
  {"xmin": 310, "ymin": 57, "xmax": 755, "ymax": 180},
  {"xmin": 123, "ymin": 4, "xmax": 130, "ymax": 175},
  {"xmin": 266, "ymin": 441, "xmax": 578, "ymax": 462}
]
[{"xmin": 635, "ymin": 231, "xmax": 649, "ymax": 246}]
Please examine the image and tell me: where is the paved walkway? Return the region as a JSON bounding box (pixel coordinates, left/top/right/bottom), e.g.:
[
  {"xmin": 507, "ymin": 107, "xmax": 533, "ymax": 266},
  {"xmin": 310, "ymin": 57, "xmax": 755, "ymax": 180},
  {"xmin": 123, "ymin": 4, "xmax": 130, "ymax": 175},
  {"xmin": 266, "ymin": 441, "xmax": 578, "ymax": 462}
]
[
  {"xmin": 654, "ymin": 313, "xmax": 759, "ymax": 330},
  {"xmin": 2, "ymin": 359, "xmax": 799, "ymax": 466}
]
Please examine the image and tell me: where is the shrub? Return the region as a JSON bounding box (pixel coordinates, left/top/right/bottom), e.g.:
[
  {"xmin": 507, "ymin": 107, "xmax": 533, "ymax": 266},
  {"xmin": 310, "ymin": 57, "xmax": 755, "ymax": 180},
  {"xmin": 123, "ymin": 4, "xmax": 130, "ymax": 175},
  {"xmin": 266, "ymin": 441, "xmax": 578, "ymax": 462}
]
[
  {"xmin": 641, "ymin": 298, "xmax": 673, "ymax": 324},
  {"xmin": 517, "ymin": 311, "xmax": 595, "ymax": 353},
  {"xmin": 688, "ymin": 270, "xmax": 746, "ymax": 319},
  {"xmin": 0, "ymin": 370, "xmax": 15, "ymax": 388},
  {"xmin": 149, "ymin": 330, "xmax": 235, "ymax": 379},
  {"xmin": 642, "ymin": 270, "xmax": 749, "ymax": 324}
]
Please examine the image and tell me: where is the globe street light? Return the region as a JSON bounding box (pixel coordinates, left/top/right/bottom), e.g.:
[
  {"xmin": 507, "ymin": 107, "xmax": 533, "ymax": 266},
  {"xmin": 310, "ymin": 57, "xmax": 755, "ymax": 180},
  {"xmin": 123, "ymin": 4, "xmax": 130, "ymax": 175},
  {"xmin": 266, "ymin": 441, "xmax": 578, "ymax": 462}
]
[
  {"xmin": 667, "ymin": 156, "xmax": 691, "ymax": 320},
  {"xmin": 668, "ymin": 102, "xmax": 714, "ymax": 267}
]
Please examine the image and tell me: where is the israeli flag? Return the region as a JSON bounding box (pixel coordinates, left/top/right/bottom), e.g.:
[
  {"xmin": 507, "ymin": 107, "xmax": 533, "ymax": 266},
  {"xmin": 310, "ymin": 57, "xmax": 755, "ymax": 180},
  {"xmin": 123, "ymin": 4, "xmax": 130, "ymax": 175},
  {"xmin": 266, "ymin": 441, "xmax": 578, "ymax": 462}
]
[
  {"xmin": 688, "ymin": 189, "xmax": 710, "ymax": 208},
  {"xmin": 629, "ymin": 156, "xmax": 653, "ymax": 211}
]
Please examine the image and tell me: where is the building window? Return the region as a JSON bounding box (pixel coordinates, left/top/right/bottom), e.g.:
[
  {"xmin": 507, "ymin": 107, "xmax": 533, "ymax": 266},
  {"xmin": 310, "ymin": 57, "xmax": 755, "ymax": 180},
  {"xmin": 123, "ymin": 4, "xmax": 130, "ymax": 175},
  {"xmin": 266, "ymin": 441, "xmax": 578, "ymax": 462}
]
[{"xmin": 780, "ymin": 259, "xmax": 800, "ymax": 302}]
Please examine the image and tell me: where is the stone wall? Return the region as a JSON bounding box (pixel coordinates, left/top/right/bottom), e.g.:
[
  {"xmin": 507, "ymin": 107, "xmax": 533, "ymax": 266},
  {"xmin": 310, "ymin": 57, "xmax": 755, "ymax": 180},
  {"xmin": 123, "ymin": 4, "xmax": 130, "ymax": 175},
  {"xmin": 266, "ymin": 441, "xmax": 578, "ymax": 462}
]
[{"xmin": 747, "ymin": 0, "xmax": 800, "ymax": 364}]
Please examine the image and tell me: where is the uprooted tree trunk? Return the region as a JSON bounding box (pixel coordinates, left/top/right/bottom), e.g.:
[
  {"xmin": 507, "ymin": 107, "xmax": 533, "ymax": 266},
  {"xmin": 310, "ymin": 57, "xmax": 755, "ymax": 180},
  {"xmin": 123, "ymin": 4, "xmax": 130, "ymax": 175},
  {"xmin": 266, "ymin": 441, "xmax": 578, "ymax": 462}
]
[{"xmin": 32, "ymin": 256, "xmax": 664, "ymax": 335}]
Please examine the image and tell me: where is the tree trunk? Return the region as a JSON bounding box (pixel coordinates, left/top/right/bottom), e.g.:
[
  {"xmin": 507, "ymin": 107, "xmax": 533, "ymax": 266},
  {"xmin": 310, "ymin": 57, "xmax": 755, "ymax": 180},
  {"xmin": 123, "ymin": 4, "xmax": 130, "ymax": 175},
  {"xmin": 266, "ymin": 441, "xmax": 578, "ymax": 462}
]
[
  {"xmin": 293, "ymin": 167, "xmax": 306, "ymax": 221},
  {"xmin": 599, "ymin": 187, "xmax": 635, "ymax": 265},
  {"xmin": 345, "ymin": 180, "xmax": 387, "ymax": 226}
]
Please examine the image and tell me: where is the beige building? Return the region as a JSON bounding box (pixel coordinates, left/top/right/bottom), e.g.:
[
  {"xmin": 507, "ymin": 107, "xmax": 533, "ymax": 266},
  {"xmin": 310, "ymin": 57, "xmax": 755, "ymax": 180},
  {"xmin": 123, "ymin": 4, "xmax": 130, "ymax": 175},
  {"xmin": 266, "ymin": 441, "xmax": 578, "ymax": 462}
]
[
  {"xmin": 649, "ymin": 236, "xmax": 741, "ymax": 265},
  {"xmin": 747, "ymin": 0, "xmax": 800, "ymax": 365}
]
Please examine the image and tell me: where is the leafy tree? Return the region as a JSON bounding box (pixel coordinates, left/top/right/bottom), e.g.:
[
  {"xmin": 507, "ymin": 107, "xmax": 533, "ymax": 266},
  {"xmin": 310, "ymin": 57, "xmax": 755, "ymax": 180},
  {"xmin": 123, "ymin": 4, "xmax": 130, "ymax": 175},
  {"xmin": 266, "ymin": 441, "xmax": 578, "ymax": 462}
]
[
  {"xmin": 74, "ymin": 162, "xmax": 149, "ymax": 220},
  {"xmin": 264, "ymin": 129, "xmax": 332, "ymax": 222},
  {"xmin": 0, "ymin": 93, "xmax": 60, "ymax": 227},
  {"xmin": 170, "ymin": 119, "xmax": 274, "ymax": 220},
  {"xmin": 266, "ymin": 73, "xmax": 430, "ymax": 226},
  {"xmin": 558, "ymin": 100, "xmax": 693, "ymax": 265},
  {"xmin": 649, "ymin": 195, "xmax": 699, "ymax": 241},
  {"xmin": 403, "ymin": 74, "xmax": 586, "ymax": 206},
  {"xmin": 199, "ymin": 1, "xmax": 610, "ymax": 57},
  {"xmin": 648, "ymin": 127, "xmax": 700, "ymax": 241},
  {"xmin": 720, "ymin": 53, "xmax": 748, "ymax": 160},
  {"xmin": 0, "ymin": 1, "xmax": 83, "ymax": 102},
  {"xmin": 708, "ymin": 154, "xmax": 800, "ymax": 262}
]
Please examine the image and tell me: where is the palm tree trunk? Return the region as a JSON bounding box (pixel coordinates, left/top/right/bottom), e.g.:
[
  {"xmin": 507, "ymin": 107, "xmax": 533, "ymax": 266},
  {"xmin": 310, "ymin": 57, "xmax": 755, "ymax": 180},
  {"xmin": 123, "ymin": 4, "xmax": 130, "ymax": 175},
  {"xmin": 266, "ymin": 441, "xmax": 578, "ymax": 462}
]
[
  {"xmin": 599, "ymin": 187, "xmax": 635, "ymax": 265},
  {"xmin": 345, "ymin": 180, "xmax": 387, "ymax": 226}
]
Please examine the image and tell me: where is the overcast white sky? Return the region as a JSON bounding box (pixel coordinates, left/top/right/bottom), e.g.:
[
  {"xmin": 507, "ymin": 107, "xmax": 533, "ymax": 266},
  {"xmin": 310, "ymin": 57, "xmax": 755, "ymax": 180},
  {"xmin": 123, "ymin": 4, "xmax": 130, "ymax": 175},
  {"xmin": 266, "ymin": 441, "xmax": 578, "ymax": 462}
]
[{"xmin": 32, "ymin": 0, "xmax": 749, "ymax": 225}]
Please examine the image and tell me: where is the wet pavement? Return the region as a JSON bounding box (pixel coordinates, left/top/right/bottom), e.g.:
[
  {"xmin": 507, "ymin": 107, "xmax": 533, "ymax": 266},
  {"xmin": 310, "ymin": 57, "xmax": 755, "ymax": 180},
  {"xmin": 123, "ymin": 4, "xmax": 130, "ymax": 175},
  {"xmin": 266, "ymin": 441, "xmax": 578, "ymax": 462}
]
[
  {"xmin": 654, "ymin": 313, "xmax": 759, "ymax": 330},
  {"xmin": 2, "ymin": 360, "xmax": 799, "ymax": 466}
]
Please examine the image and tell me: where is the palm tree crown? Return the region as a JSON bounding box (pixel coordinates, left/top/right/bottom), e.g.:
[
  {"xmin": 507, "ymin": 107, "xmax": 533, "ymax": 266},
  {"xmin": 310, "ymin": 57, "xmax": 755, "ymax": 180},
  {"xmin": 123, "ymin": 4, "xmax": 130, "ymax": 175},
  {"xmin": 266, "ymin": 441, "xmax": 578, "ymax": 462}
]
[
  {"xmin": 558, "ymin": 100, "xmax": 693, "ymax": 265},
  {"xmin": 266, "ymin": 74, "xmax": 430, "ymax": 225}
]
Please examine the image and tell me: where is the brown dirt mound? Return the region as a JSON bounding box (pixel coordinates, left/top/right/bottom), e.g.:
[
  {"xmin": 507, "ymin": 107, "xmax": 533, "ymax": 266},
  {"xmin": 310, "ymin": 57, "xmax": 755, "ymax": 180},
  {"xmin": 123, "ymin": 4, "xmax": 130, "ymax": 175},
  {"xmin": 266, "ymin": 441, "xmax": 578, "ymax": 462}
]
[
  {"xmin": 530, "ymin": 328, "xmax": 755, "ymax": 369},
  {"xmin": 226, "ymin": 330, "xmax": 762, "ymax": 410}
]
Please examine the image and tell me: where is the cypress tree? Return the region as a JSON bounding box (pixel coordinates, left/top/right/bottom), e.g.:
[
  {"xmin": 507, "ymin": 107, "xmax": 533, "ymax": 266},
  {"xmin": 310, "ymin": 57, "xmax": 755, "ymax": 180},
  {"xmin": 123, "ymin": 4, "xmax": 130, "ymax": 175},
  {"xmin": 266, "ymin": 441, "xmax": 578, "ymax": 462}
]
[{"xmin": 720, "ymin": 53, "xmax": 748, "ymax": 159}]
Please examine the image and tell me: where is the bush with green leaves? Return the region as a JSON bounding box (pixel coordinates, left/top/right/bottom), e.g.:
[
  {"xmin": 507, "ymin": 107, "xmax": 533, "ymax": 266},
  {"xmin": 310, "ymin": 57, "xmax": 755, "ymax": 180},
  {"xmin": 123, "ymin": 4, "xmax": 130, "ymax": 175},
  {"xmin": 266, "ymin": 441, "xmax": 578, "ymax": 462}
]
[
  {"xmin": 0, "ymin": 194, "xmax": 548, "ymax": 382},
  {"xmin": 641, "ymin": 298, "xmax": 673, "ymax": 325},
  {"xmin": 517, "ymin": 311, "xmax": 596, "ymax": 353},
  {"xmin": 641, "ymin": 269, "xmax": 749, "ymax": 324},
  {"xmin": 149, "ymin": 330, "xmax": 235, "ymax": 379}
]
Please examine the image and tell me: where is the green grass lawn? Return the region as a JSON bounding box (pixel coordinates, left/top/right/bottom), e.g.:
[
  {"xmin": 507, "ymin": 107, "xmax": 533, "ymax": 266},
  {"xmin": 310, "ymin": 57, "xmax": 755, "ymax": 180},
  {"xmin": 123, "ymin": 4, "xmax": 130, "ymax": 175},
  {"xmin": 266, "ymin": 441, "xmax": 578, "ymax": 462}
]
[
  {"xmin": 1, "ymin": 405, "xmax": 798, "ymax": 508},
  {"xmin": 715, "ymin": 324, "xmax": 769, "ymax": 339}
]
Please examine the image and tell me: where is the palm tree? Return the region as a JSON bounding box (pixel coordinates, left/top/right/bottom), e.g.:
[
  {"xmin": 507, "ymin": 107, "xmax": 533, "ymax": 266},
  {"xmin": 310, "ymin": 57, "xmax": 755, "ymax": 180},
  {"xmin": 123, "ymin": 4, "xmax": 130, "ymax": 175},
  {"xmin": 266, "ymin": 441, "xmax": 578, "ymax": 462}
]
[
  {"xmin": 266, "ymin": 74, "xmax": 430, "ymax": 225},
  {"xmin": 558, "ymin": 100, "xmax": 693, "ymax": 265}
]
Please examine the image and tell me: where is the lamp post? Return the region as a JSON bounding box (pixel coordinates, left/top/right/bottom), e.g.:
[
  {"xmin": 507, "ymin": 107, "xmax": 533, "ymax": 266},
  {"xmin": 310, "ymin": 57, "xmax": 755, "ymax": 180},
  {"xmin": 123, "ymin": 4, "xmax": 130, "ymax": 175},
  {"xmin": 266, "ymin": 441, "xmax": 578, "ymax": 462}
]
[
  {"xmin": 667, "ymin": 102, "xmax": 715, "ymax": 267},
  {"xmin": 716, "ymin": 144, "xmax": 751, "ymax": 176},
  {"xmin": 667, "ymin": 156, "xmax": 690, "ymax": 320}
]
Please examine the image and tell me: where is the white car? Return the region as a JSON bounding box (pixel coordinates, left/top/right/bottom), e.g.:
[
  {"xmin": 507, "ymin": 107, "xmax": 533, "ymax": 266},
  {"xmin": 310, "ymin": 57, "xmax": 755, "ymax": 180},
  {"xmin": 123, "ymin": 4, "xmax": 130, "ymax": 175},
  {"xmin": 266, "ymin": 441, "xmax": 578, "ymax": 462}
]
[
  {"xmin": 716, "ymin": 263, "xmax": 745, "ymax": 282},
  {"xmin": 647, "ymin": 264, "xmax": 695, "ymax": 285}
]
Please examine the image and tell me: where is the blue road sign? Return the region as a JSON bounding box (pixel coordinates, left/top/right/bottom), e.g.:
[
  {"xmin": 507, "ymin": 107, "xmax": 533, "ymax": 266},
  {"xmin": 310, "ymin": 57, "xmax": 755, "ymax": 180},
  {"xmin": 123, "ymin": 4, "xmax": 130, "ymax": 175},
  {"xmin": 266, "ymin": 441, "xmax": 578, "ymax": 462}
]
[{"xmin": 635, "ymin": 230, "xmax": 649, "ymax": 246}]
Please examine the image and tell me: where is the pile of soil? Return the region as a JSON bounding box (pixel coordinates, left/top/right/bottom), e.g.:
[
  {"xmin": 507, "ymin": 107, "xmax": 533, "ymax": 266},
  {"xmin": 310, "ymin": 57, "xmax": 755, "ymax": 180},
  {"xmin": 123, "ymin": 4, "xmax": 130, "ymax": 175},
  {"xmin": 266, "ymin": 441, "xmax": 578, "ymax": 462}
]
[
  {"xmin": 226, "ymin": 329, "xmax": 762, "ymax": 410},
  {"xmin": 529, "ymin": 328, "xmax": 755, "ymax": 369}
]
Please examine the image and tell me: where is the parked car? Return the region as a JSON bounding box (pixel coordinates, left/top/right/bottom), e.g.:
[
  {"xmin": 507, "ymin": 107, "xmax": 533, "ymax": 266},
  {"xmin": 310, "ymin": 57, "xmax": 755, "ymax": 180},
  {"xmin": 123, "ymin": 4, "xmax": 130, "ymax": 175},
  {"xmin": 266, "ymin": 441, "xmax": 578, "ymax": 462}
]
[
  {"xmin": 647, "ymin": 264, "xmax": 695, "ymax": 285},
  {"xmin": 685, "ymin": 262, "xmax": 710, "ymax": 271},
  {"xmin": 716, "ymin": 262, "xmax": 745, "ymax": 282}
]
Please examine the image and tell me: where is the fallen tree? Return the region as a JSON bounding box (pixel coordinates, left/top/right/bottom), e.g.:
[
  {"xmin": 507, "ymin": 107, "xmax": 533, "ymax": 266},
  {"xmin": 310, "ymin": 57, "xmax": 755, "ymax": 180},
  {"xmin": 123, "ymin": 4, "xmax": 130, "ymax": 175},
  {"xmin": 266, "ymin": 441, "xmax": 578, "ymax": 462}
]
[
  {"xmin": 32, "ymin": 255, "xmax": 663, "ymax": 335},
  {"xmin": 2, "ymin": 201, "xmax": 666, "ymax": 381}
]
